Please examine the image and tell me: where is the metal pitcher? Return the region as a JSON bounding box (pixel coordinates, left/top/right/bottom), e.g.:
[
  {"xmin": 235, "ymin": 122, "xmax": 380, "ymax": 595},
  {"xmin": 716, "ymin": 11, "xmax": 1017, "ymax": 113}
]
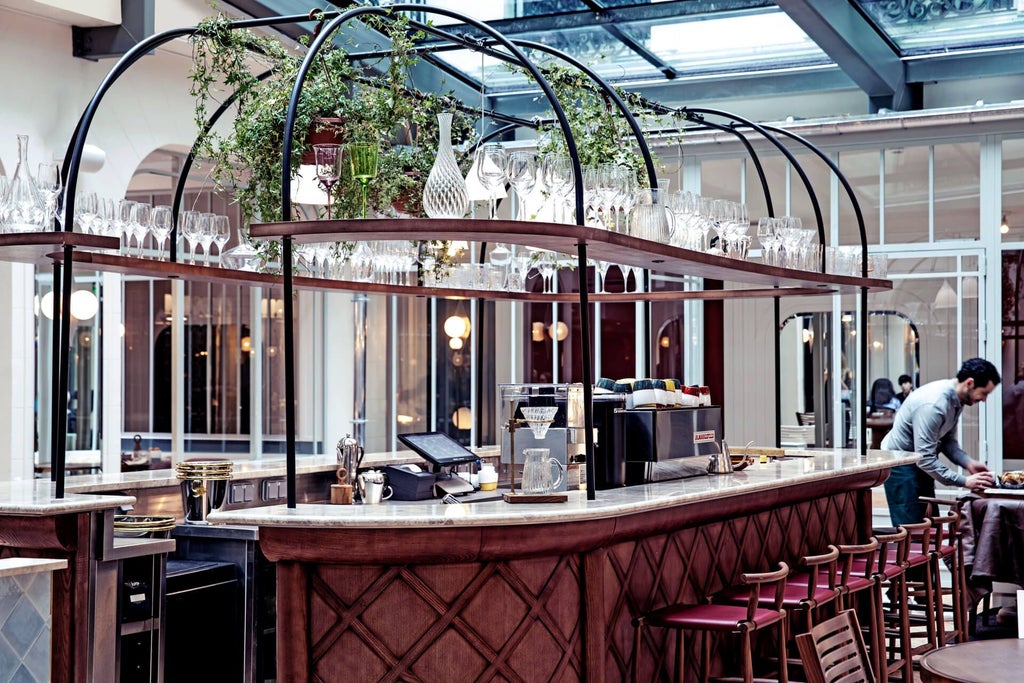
[
  {"xmin": 337, "ymin": 434, "xmax": 364, "ymax": 498},
  {"xmin": 707, "ymin": 441, "xmax": 734, "ymax": 474}
]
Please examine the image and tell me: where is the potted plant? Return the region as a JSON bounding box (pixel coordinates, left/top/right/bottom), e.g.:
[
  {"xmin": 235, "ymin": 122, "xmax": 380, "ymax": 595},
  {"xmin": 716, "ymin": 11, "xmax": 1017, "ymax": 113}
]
[{"xmin": 189, "ymin": 12, "xmax": 476, "ymax": 272}]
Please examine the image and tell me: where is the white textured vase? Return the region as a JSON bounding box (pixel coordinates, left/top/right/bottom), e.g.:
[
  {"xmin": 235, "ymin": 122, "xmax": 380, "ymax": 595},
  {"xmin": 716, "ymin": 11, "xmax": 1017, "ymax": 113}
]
[{"xmin": 422, "ymin": 112, "xmax": 469, "ymax": 219}]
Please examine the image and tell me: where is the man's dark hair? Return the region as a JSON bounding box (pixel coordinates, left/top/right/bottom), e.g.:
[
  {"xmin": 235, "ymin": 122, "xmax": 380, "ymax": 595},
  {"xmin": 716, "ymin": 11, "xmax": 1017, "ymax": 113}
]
[
  {"xmin": 898, "ymin": 374, "xmax": 912, "ymax": 385},
  {"xmin": 957, "ymin": 358, "xmax": 1001, "ymax": 388}
]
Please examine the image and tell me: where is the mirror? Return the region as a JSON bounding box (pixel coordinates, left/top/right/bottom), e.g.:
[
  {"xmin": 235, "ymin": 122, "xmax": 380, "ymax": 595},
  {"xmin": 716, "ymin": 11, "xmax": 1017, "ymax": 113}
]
[{"xmin": 781, "ymin": 311, "xmax": 920, "ymax": 447}]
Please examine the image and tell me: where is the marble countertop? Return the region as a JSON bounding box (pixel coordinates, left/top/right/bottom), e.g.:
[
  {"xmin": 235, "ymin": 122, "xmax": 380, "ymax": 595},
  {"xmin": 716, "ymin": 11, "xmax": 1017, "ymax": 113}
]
[
  {"xmin": 210, "ymin": 448, "xmax": 918, "ymax": 529},
  {"xmin": 60, "ymin": 448, "xmax": 503, "ymax": 494},
  {"xmin": 0, "ymin": 480, "xmax": 135, "ymax": 515}
]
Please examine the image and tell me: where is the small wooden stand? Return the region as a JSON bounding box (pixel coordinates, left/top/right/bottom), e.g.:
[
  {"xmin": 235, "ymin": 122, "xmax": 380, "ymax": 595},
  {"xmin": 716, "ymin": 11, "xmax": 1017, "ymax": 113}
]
[{"xmin": 502, "ymin": 492, "xmax": 569, "ymax": 504}]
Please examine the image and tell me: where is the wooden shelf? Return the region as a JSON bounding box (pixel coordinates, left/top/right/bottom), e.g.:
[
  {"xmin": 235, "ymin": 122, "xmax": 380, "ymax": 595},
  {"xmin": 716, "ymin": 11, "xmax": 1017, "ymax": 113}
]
[
  {"xmin": 61, "ymin": 251, "xmax": 854, "ymax": 302},
  {"xmin": 249, "ymin": 218, "xmax": 892, "ymax": 294},
  {"xmin": 0, "ymin": 231, "xmax": 119, "ymax": 265}
]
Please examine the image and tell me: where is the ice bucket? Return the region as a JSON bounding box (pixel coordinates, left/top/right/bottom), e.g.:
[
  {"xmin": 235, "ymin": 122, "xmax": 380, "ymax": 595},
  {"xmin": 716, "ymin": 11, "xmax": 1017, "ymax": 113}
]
[{"xmin": 176, "ymin": 460, "xmax": 232, "ymax": 524}]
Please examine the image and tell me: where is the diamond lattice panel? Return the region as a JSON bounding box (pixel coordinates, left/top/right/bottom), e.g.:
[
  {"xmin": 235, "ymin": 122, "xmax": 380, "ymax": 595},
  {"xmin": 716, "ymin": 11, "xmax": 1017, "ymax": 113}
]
[
  {"xmin": 610, "ymin": 491, "xmax": 862, "ymax": 682},
  {"xmin": 306, "ymin": 555, "xmax": 584, "ymax": 682}
]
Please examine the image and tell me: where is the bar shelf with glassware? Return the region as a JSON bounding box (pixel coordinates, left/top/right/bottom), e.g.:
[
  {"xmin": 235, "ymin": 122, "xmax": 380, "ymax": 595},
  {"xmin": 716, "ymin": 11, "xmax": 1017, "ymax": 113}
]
[{"xmin": 248, "ymin": 217, "xmax": 892, "ymax": 296}]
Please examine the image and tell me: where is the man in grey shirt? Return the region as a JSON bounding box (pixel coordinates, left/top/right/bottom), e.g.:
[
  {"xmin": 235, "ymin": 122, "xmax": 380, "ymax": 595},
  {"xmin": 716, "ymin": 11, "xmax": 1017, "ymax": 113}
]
[{"xmin": 882, "ymin": 358, "xmax": 999, "ymax": 525}]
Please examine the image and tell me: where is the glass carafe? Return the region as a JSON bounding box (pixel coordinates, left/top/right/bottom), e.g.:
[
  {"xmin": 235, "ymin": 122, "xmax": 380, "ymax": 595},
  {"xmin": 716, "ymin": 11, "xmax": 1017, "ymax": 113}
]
[{"xmin": 5, "ymin": 134, "xmax": 44, "ymax": 232}]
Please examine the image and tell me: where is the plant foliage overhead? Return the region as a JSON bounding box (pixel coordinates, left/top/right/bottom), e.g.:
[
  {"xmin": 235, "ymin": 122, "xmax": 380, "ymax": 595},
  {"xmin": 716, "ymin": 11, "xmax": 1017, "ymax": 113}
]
[{"xmin": 189, "ymin": 12, "xmax": 476, "ymax": 227}]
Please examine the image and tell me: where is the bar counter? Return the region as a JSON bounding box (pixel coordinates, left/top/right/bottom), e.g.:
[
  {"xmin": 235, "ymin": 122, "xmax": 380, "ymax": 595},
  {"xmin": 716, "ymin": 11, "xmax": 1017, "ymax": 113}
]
[{"xmin": 211, "ymin": 448, "xmax": 916, "ymax": 682}]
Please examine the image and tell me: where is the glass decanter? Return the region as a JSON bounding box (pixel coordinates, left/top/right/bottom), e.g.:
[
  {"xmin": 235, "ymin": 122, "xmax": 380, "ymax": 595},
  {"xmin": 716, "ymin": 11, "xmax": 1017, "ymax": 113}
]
[{"xmin": 6, "ymin": 134, "xmax": 44, "ymax": 232}]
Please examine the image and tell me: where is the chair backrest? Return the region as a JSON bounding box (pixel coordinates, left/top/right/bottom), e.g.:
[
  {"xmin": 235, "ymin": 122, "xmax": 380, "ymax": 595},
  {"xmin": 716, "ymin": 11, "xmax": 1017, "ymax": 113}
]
[
  {"xmin": 738, "ymin": 562, "xmax": 790, "ymax": 621},
  {"xmin": 796, "ymin": 609, "xmax": 875, "ymax": 683},
  {"xmin": 796, "ymin": 411, "xmax": 816, "ymax": 426}
]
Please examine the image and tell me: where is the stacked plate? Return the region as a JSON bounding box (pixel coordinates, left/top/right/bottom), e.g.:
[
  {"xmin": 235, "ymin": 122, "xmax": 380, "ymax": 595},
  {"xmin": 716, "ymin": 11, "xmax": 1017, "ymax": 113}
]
[
  {"xmin": 113, "ymin": 515, "xmax": 177, "ymax": 538},
  {"xmin": 176, "ymin": 459, "xmax": 233, "ymax": 481}
]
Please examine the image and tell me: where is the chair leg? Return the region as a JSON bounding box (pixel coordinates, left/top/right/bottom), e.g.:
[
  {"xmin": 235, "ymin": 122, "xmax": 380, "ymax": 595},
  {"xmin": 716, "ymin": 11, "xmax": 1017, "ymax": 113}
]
[
  {"xmin": 778, "ymin": 614, "xmax": 789, "ymax": 683},
  {"xmin": 741, "ymin": 630, "xmax": 753, "ymax": 683},
  {"xmin": 701, "ymin": 630, "xmax": 710, "ymax": 683},
  {"xmin": 676, "ymin": 630, "xmax": 685, "ymax": 683},
  {"xmin": 632, "ymin": 619, "xmax": 644, "ymax": 683},
  {"xmin": 932, "ymin": 557, "xmax": 947, "ymax": 647},
  {"xmin": 870, "ymin": 584, "xmax": 887, "ymax": 683}
]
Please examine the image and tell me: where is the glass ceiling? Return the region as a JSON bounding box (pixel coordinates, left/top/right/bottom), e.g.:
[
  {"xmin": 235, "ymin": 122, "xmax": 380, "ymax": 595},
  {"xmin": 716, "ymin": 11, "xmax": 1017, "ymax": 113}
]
[{"xmin": 228, "ymin": 0, "xmax": 1024, "ymax": 112}]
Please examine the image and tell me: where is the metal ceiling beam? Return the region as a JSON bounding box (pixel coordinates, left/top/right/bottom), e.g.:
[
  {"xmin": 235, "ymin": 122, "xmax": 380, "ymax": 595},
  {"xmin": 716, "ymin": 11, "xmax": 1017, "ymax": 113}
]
[
  {"xmin": 906, "ymin": 47, "xmax": 1024, "ymax": 83},
  {"xmin": 577, "ymin": 0, "xmax": 676, "ymax": 78},
  {"xmin": 415, "ymin": 0, "xmax": 775, "ymax": 39},
  {"xmin": 776, "ymin": 0, "xmax": 918, "ymax": 112}
]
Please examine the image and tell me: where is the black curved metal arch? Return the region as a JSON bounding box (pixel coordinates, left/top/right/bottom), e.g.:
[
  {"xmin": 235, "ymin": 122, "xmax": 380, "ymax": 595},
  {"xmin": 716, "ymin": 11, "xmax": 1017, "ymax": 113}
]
[
  {"xmin": 54, "ymin": 12, "xmax": 338, "ymax": 496},
  {"xmin": 279, "ymin": 4, "xmax": 596, "ymax": 503},
  {"xmin": 679, "ymin": 107, "xmax": 826, "ymax": 257}
]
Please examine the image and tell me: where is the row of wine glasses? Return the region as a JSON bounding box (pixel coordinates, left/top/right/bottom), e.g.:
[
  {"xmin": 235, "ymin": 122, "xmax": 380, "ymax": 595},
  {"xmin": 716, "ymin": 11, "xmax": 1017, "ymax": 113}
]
[{"xmin": 73, "ymin": 193, "xmax": 232, "ymax": 264}]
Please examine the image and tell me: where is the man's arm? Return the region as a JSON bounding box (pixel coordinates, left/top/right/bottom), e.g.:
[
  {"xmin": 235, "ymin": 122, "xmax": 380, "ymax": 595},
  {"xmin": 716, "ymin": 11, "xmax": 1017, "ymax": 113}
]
[{"xmin": 912, "ymin": 404, "xmax": 967, "ymax": 487}]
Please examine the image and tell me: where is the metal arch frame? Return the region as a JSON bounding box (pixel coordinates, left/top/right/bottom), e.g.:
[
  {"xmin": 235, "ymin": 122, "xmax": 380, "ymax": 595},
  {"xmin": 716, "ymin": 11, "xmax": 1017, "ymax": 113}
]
[
  {"xmin": 54, "ymin": 12, "xmax": 336, "ymax": 495},
  {"xmin": 278, "ymin": 4, "xmax": 595, "ymax": 504},
  {"xmin": 755, "ymin": 122, "xmax": 872, "ymax": 454}
]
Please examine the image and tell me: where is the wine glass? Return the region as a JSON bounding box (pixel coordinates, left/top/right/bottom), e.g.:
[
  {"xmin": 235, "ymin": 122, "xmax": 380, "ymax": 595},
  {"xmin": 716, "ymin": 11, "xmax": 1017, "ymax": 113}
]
[
  {"xmin": 212, "ymin": 215, "xmax": 231, "ymax": 265},
  {"xmin": 179, "ymin": 210, "xmax": 201, "ymax": 264},
  {"xmin": 542, "ymin": 154, "xmax": 574, "ymax": 224},
  {"xmin": 313, "ymin": 143, "xmax": 342, "ymax": 220},
  {"xmin": 536, "ymin": 251, "xmax": 556, "ymax": 293},
  {"xmin": 75, "ymin": 191, "xmax": 98, "ymax": 234},
  {"xmin": 476, "ymin": 143, "xmax": 507, "ymax": 220},
  {"xmin": 116, "ymin": 200, "xmax": 136, "ymax": 254},
  {"xmin": 198, "ymin": 213, "xmax": 217, "ymax": 265},
  {"xmin": 130, "ymin": 203, "xmax": 151, "ymax": 257},
  {"xmin": 37, "ymin": 163, "xmax": 62, "ymax": 230},
  {"xmin": 505, "ymin": 151, "xmax": 537, "ymax": 221},
  {"xmin": 348, "ymin": 143, "xmax": 378, "ymax": 219},
  {"xmin": 150, "ymin": 205, "xmax": 173, "ymax": 261}
]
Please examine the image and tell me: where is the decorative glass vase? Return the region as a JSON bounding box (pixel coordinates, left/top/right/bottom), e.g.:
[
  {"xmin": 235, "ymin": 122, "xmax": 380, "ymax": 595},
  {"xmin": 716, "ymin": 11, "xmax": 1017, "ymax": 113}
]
[
  {"xmin": 5, "ymin": 134, "xmax": 44, "ymax": 232},
  {"xmin": 422, "ymin": 112, "xmax": 469, "ymax": 219}
]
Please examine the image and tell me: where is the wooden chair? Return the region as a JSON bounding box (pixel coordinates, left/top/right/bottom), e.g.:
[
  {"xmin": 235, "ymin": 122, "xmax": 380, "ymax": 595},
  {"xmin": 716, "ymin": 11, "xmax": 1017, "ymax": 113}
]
[
  {"xmin": 796, "ymin": 609, "xmax": 875, "ymax": 683},
  {"xmin": 632, "ymin": 562, "xmax": 790, "ymax": 683}
]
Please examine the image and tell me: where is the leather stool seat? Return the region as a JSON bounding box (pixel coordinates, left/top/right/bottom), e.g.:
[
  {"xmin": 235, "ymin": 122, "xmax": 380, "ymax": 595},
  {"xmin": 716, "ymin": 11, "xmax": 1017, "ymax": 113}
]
[
  {"xmin": 632, "ymin": 562, "xmax": 791, "ymax": 683},
  {"xmin": 646, "ymin": 602, "xmax": 787, "ymax": 631}
]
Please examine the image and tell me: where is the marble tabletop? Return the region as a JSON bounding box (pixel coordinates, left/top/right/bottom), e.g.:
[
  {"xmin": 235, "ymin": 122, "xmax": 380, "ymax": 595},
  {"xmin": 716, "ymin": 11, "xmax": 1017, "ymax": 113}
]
[
  {"xmin": 210, "ymin": 448, "xmax": 918, "ymax": 529},
  {"xmin": 0, "ymin": 480, "xmax": 134, "ymax": 515}
]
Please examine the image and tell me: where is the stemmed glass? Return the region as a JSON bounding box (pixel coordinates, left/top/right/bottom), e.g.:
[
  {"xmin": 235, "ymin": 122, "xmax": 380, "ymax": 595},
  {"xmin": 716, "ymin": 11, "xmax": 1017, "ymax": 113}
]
[
  {"xmin": 130, "ymin": 203, "xmax": 151, "ymax": 257},
  {"xmin": 212, "ymin": 215, "xmax": 231, "ymax": 265},
  {"xmin": 116, "ymin": 200, "xmax": 136, "ymax": 254},
  {"xmin": 543, "ymin": 154, "xmax": 574, "ymax": 224},
  {"xmin": 150, "ymin": 206, "xmax": 173, "ymax": 261},
  {"xmin": 313, "ymin": 143, "xmax": 342, "ymax": 220},
  {"xmin": 757, "ymin": 217, "xmax": 779, "ymax": 266},
  {"xmin": 536, "ymin": 251, "xmax": 556, "ymax": 293},
  {"xmin": 75, "ymin": 192, "xmax": 98, "ymax": 234},
  {"xmin": 198, "ymin": 213, "xmax": 217, "ymax": 265},
  {"xmin": 179, "ymin": 210, "xmax": 201, "ymax": 264},
  {"xmin": 37, "ymin": 163, "xmax": 62, "ymax": 229},
  {"xmin": 476, "ymin": 143, "xmax": 508, "ymax": 220},
  {"xmin": 348, "ymin": 143, "xmax": 378, "ymax": 219},
  {"xmin": 506, "ymin": 151, "xmax": 536, "ymax": 221},
  {"xmin": 595, "ymin": 260, "xmax": 613, "ymax": 294}
]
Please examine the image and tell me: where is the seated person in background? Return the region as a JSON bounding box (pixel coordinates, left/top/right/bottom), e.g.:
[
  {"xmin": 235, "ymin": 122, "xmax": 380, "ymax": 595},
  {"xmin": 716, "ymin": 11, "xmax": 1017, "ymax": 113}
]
[
  {"xmin": 895, "ymin": 374, "xmax": 913, "ymax": 403},
  {"xmin": 868, "ymin": 377, "xmax": 902, "ymax": 412}
]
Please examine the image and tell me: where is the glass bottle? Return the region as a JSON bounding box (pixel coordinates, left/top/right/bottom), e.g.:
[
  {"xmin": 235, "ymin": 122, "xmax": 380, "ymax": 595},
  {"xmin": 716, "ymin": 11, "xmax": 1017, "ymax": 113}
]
[
  {"xmin": 6, "ymin": 134, "xmax": 44, "ymax": 232},
  {"xmin": 422, "ymin": 112, "xmax": 469, "ymax": 219}
]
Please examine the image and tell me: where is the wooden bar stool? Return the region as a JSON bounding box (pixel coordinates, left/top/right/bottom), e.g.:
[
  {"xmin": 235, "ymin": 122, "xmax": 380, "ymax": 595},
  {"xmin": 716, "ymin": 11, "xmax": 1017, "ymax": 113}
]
[
  {"xmin": 719, "ymin": 547, "xmax": 841, "ymax": 679},
  {"xmin": 927, "ymin": 510, "xmax": 968, "ymax": 646},
  {"xmin": 632, "ymin": 562, "xmax": 790, "ymax": 683},
  {"xmin": 832, "ymin": 539, "xmax": 885, "ymax": 683},
  {"xmin": 865, "ymin": 526, "xmax": 916, "ymax": 683}
]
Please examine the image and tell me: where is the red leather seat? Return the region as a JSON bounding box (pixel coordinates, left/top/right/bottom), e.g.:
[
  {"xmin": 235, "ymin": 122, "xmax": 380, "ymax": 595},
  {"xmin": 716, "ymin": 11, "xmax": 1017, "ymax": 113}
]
[{"xmin": 632, "ymin": 562, "xmax": 790, "ymax": 683}]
